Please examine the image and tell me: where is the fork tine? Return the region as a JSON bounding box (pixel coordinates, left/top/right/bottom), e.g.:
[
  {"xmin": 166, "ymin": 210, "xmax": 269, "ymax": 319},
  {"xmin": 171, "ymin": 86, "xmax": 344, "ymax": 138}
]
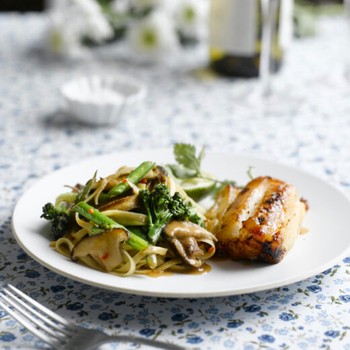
[
  {"xmin": 0, "ymin": 284, "xmax": 73, "ymax": 347},
  {"xmin": 0, "ymin": 290, "xmax": 66, "ymax": 338},
  {"xmin": 0, "ymin": 298, "xmax": 55, "ymax": 345},
  {"xmin": 6, "ymin": 284, "xmax": 70, "ymax": 327}
]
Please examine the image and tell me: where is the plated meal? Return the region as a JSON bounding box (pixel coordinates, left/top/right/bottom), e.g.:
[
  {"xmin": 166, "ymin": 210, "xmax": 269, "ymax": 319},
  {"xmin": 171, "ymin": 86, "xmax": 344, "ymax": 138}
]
[
  {"xmin": 41, "ymin": 144, "xmax": 308, "ymax": 277},
  {"xmin": 12, "ymin": 147, "xmax": 350, "ymax": 296}
]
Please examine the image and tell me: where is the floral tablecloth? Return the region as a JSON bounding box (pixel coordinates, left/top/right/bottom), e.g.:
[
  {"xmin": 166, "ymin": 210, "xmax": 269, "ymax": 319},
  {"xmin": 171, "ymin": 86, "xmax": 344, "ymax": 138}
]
[{"xmin": 1, "ymin": 12, "xmax": 350, "ymax": 350}]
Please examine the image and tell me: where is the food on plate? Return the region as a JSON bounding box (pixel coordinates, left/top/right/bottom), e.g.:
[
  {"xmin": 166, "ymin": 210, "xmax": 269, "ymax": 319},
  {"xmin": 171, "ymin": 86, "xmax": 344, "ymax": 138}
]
[
  {"xmin": 209, "ymin": 176, "xmax": 307, "ymax": 264},
  {"xmin": 41, "ymin": 156, "xmax": 216, "ymax": 276},
  {"xmin": 41, "ymin": 143, "xmax": 308, "ymax": 277},
  {"xmin": 205, "ymin": 184, "xmax": 240, "ymax": 234}
]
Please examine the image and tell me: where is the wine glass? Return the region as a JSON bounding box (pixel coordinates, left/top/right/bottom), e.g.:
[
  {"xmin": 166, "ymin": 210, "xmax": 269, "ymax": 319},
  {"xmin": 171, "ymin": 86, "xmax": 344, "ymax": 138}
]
[
  {"xmin": 259, "ymin": 0, "xmax": 277, "ymax": 98},
  {"xmin": 234, "ymin": 0, "xmax": 301, "ymax": 116}
]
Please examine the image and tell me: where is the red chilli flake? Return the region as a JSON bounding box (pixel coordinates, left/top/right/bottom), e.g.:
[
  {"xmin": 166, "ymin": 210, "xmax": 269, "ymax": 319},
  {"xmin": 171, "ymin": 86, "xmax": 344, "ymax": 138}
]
[
  {"xmin": 140, "ymin": 178, "xmax": 148, "ymax": 184},
  {"xmin": 101, "ymin": 252, "xmax": 109, "ymax": 260},
  {"xmin": 122, "ymin": 179, "xmax": 128, "ymax": 183},
  {"xmin": 208, "ymin": 246, "xmax": 215, "ymax": 254},
  {"xmin": 88, "ymin": 208, "xmax": 94, "ymax": 214}
]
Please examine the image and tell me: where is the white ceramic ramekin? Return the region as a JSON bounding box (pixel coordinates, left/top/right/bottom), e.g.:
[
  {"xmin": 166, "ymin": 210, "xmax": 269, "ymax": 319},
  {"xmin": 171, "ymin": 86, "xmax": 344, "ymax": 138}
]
[{"xmin": 60, "ymin": 75, "xmax": 147, "ymax": 125}]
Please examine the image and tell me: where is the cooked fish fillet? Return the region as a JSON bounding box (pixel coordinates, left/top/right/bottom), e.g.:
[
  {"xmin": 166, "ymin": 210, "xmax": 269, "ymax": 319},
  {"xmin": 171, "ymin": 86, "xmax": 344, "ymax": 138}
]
[
  {"xmin": 215, "ymin": 176, "xmax": 307, "ymax": 264},
  {"xmin": 205, "ymin": 184, "xmax": 240, "ymax": 234}
]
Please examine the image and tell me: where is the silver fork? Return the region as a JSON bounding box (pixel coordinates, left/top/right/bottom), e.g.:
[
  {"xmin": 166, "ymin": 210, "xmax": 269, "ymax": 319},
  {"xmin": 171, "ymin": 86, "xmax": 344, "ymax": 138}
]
[{"xmin": 0, "ymin": 284, "xmax": 187, "ymax": 350}]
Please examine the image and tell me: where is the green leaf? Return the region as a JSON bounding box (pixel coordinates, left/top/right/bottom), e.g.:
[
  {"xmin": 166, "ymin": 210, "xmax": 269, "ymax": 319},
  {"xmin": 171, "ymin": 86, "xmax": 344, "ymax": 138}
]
[{"xmin": 173, "ymin": 143, "xmax": 203, "ymax": 175}]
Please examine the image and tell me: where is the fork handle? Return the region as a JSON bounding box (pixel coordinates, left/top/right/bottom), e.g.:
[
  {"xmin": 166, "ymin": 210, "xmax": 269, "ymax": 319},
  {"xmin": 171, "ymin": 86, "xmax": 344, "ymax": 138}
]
[{"xmin": 88, "ymin": 335, "xmax": 188, "ymax": 350}]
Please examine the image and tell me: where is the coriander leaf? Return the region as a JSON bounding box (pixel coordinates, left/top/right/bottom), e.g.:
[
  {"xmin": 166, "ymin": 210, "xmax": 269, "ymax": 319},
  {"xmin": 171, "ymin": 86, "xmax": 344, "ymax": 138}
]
[
  {"xmin": 173, "ymin": 143, "xmax": 204, "ymax": 176},
  {"xmin": 198, "ymin": 146, "xmax": 205, "ymax": 167}
]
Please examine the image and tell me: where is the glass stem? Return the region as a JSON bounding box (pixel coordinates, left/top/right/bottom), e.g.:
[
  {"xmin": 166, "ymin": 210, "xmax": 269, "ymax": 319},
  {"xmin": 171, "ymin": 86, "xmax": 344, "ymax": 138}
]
[{"xmin": 260, "ymin": 0, "xmax": 278, "ymax": 97}]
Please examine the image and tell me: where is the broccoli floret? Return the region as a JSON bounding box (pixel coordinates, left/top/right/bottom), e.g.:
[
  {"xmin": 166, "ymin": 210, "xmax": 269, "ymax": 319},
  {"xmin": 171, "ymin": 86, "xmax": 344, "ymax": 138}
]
[
  {"xmin": 139, "ymin": 183, "xmax": 203, "ymax": 245},
  {"xmin": 140, "ymin": 184, "xmax": 173, "ymax": 245},
  {"xmin": 170, "ymin": 192, "xmax": 203, "ymax": 225},
  {"xmin": 41, "ymin": 203, "xmax": 70, "ymax": 240}
]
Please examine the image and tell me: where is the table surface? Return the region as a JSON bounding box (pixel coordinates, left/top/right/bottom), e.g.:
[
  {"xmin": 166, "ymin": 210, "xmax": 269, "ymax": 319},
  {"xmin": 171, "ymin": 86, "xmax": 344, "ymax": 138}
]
[{"xmin": 1, "ymin": 11, "xmax": 350, "ymax": 350}]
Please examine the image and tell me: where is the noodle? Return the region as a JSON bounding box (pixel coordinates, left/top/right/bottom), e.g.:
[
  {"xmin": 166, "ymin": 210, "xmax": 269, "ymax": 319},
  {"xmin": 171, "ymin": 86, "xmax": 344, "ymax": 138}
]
[
  {"xmin": 71, "ymin": 227, "xmax": 88, "ymax": 241},
  {"xmin": 91, "ymin": 177, "xmax": 107, "ymax": 205},
  {"xmin": 112, "ymin": 250, "xmax": 136, "ymax": 276},
  {"xmin": 54, "ymin": 237, "xmax": 74, "ymax": 257}
]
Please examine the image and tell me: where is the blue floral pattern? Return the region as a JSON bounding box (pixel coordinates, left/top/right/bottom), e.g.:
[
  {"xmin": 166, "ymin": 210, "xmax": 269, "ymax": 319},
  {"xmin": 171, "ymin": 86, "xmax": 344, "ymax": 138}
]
[{"xmin": 1, "ymin": 12, "xmax": 350, "ymax": 350}]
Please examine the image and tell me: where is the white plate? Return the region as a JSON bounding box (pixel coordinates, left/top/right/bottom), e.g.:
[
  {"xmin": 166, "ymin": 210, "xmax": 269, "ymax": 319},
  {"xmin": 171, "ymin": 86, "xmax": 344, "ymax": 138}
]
[{"xmin": 11, "ymin": 149, "xmax": 350, "ymax": 298}]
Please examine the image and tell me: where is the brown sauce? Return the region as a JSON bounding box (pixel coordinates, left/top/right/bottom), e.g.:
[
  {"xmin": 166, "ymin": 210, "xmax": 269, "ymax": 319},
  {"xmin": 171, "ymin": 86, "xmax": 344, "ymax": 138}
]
[{"xmin": 145, "ymin": 263, "xmax": 212, "ymax": 278}]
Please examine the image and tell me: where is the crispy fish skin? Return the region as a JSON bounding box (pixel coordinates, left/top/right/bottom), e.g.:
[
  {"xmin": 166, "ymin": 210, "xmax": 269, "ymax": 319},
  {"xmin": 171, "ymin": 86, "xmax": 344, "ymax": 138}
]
[{"xmin": 215, "ymin": 176, "xmax": 306, "ymax": 264}]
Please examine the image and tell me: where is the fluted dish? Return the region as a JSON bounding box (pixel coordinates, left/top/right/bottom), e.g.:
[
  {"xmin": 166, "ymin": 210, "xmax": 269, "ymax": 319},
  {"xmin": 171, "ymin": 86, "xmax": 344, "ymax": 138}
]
[{"xmin": 60, "ymin": 75, "xmax": 147, "ymax": 125}]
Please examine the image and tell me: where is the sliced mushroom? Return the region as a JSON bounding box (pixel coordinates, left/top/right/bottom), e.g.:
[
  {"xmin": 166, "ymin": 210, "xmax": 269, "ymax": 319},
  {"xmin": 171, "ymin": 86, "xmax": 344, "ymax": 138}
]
[
  {"xmin": 151, "ymin": 165, "xmax": 168, "ymax": 180},
  {"xmin": 164, "ymin": 221, "xmax": 217, "ymax": 268},
  {"xmin": 97, "ymin": 193, "xmax": 139, "ymax": 211},
  {"xmin": 145, "ymin": 166, "xmax": 171, "ymax": 190},
  {"xmin": 71, "ymin": 228, "xmax": 129, "ymax": 272}
]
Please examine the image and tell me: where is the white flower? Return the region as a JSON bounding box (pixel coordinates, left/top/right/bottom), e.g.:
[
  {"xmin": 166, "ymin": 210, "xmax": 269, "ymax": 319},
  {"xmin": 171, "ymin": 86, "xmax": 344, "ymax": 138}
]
[
  {"xmin": 47, "ymin": 10, "xmax": 86, "ymax": 58},
  {"xmin": 127, "ymin": 10, "xmax": 179, "ymax": 62},
  {"xmin": 47, "ymin": 0, "xmax": 113, "ymax": 58},
  {"xmin": 173, "ymin": 0, "xmax": 208, "ymax": 42},
  {"xmin": 74, "ymin": 0, "xmax": 113, "ymax": 43},
  {"xmin": 111, "ymin": 0, "xmax": 130, "ymax": 16}
]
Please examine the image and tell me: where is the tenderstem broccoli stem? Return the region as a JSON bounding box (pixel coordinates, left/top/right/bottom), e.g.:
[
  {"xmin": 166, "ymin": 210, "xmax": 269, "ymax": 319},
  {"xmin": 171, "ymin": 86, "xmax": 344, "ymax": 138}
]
[
  {"xmin": 72, "ymin": 202, "xmax": 148, "ymax": 251},
  {"xmin": 107, "ymin": 161, "xmax": 155, "ymax": 199},
  {"xmin": 148, "ymin": 219, "xmax": 171, "ymax": 245}
]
